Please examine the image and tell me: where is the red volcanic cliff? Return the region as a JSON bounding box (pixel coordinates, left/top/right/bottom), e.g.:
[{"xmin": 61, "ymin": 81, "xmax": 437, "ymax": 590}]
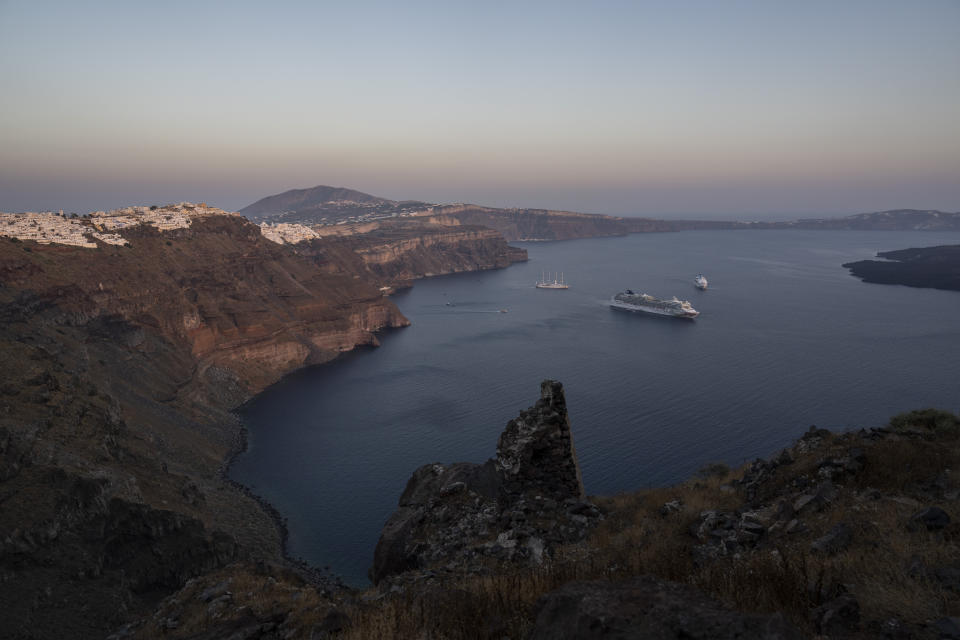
[
  {"xmin": 0, "ymin": 212, "xmax": 528, "ymax": 637},
  {"xmin": 328, "ymin": 220, "xmax": 527, "ymax": 285},
  {"xmin": 0, "ymin": 215, "xmax": 409, "ymax": 394}
]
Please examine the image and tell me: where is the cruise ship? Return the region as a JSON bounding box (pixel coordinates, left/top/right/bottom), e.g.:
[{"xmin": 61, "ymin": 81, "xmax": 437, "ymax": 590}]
[{"xmin": 610, "ymin": 290, "xmax": 700, "ymax": 318}]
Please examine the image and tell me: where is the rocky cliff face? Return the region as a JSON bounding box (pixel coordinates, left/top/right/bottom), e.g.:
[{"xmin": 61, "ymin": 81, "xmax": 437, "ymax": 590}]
[
  {"xmin": 0, "ymin": 212, "xmax": 527, "ymax": 638},
  {"xmin": 349, "ymin": 222, "xmax": 527, "ymax": 284},
  {"xmin": 422, "ymin": 205, "xmax": 746, "ymax": 241},
  {"xmin": 0, "ymin": 215, "xmax": 410, "ymax": 394},
  {"xmin": 370, "ymin": 381, "xmax": 600, "ymax": 585}
]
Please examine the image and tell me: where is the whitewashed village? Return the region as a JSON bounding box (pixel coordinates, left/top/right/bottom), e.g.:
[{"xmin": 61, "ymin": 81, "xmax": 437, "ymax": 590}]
[{"xmin": 0, "ymin": 201, "xmax": 431, "ymax": 248}]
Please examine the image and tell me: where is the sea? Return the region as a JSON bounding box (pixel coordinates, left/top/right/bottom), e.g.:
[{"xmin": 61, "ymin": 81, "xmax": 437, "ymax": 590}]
[{"xmin": 229, "ymin": 229, "xmax": 960, "ymax": 586}]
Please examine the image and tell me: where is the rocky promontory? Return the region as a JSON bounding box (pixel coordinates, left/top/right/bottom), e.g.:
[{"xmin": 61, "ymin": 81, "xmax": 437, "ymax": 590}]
[
  {"xmin": 843, "ymin": 244, "xmax": 960, "ymax": 292},
  {"xmin": 371, "ymin": 380, "xmax": 600, "ymax": 584}
]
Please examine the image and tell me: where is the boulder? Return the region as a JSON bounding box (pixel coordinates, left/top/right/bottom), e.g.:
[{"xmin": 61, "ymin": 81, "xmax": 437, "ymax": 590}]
[
  {"xmin": 811, "ymin": 522, "xmax": 853, "ymax": 555},
  {"xmin": 936, "ymin": 617, "xmax": 960, "ymax": 640},
  {"xmin": 910, "ymin": 506, "xmax": 951, "ymax": 531},
  {"xmin": 811, "ymin": 594, "xmax": 860, "ymax": 637},
  {"xmin": 529, "ymin": 575, "xmax": 803, "ymax": 639}
]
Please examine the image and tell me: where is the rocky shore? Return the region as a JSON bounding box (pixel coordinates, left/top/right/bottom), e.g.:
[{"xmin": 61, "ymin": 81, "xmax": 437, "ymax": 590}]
[{"xmin": 115, "ymin": 383, "xmax": 959, "ymax": 639}]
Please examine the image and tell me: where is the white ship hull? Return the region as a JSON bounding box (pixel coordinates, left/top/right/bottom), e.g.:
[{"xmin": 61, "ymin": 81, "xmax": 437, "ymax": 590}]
[
  {"xmin": 609, "ymin": 293, "xmax": 700, "ymax": 318},
  {"xmin": 535, "ymin": 271, "xmax": 569, "ymax": 289}
]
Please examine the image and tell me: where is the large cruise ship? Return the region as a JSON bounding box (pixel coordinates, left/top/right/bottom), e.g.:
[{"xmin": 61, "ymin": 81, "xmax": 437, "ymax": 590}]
[{"xmin": 610, "ymin": 290, "xmax": 700, "ymax": 318}]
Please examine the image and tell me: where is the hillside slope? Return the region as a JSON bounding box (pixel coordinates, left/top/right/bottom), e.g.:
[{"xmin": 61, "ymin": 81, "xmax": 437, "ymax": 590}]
[{"xmin": 0, "ymin": 211, "xmax": 525, "ymax": 639}]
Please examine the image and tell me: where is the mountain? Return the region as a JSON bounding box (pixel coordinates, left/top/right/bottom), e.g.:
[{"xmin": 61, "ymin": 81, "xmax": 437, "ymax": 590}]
[{"xmin": 238, "ymin": 185, "xmax": 432, "ymax": 224}]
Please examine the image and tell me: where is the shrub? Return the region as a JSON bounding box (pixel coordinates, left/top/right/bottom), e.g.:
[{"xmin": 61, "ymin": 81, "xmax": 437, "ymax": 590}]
[{"xmin": 889, "ymin": 408, "xmax": 960, "ymax": 437}]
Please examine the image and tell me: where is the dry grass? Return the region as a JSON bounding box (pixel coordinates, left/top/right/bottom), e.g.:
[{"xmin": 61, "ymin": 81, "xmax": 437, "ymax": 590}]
[
  {"xmin": 127, "ymin": 416, "xmax": 959, "ymax": 639},
  {"xmin": 132, "ymin": 564, "xmax": 338, "ymax": 639},
  {"xmin": 339, "ymin": 423, "xmax": 960, "ymax": 639}
]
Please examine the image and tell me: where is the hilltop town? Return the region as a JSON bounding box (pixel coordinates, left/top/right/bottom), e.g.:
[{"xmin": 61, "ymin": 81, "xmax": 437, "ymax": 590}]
[{"xmin": 0, "ymin": 202, "xmax": 240, "ymax": 248}]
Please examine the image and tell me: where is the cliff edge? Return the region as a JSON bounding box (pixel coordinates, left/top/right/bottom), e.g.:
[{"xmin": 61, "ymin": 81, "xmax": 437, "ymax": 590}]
[{"xmin": 371, "ymin": 380, "xmax": 600, "ymax": 584}]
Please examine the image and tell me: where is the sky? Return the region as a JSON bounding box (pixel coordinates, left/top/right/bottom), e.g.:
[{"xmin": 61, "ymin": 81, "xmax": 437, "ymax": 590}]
[{"xmin": 1, "ymin": 0, "xmax": 958, "ymax": 218}]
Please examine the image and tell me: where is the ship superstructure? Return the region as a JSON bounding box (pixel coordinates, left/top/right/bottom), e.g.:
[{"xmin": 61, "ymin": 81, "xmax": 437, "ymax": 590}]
[
  {"xmin": 610, "ymin": 289, "xmax": 699, "ymax": 318},
  {"xmin": 536, "ymin": 272, "xmax": 569, "ymax": 289}
]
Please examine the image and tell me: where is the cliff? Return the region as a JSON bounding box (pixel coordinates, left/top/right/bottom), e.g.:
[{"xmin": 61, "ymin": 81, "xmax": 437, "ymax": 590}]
[
  {"xmin": 843, "ymin": 244, "xmax": 960, "ymax": 292},
  {"xmin": 370, "ymin": 381, "xmax": 599, "ymax": 585},
  {"xmin": 342, "ymin": 221, "xmax": 527, "ymax": 284},
  {"xmin": 421, "ymin": 204, "xmax": 746, "ymax": 241},
  {"xmin": 0, "ymin": 211, "xmax": 525, "ymax": 638}
]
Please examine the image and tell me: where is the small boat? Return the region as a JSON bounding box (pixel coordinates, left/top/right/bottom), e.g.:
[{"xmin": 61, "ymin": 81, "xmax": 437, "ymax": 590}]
[
  {"xmin": 536, "ymin": 271, "xmax": 569, "ymax": 289},
  {"xmin": 694, "ymin": 274, "xmax": 708, "ymax": 290}
]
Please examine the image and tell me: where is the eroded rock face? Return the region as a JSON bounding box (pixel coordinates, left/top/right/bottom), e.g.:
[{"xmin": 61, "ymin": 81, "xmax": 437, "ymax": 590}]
[
  {"xmin": 370, "ymin": 381, "xmax": 599, "ymax": 585},
  {"xmin": 496, "ymin": 380, "xmax": 585, "ymax": 503},
  {"xmin": 529, "ymin": 576, "xmax": 804, "ymax": 640}
]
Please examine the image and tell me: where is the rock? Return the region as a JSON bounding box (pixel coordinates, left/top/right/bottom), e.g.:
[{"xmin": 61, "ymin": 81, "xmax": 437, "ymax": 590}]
[
  {"xmin": 784, "ymin": 519, "xmax": 805, "ymax": 535},
  {"xmin": 312, "ymin": 608, "xmax": 350, "ymax": 636},
  {"xmin": 811, "ymin": 522, "xmax": 853, "ymax": 555},
  {"xmin": 793, "ymin": 494, "xmax": 816, "ymax": 513},
  {"xmin": 438, "ymin": 481, "xmax": 466, "ymax": 497},
  {"xmin": 496, "ymin": 380, "xmax": 586, "ymax": 502},
  {"xmin": 811, "ymin": 594, "xmax": 860, "ymax": 636},
  {"xmin": 529, "ymin": 575, "xmax": 803, "ymax": 639},
  {"xmin": 910, "ymin": 506, "xmax": 951, "ymax": 531},
  {"xmin": 199, "ymin": 579, "xmax": 232, "ymax": 602},
  {"xmin": 370, "ymin": 381, "xmax": 599, "ymax": 584},
  {"xmin": 935, "ymin": 617, "xmax": 960, "ymax": 640},
  {"xmin": 934, "ymin": 567, "xmax": 960, "ymax": 592},
  {"xmin": 659, "ymin": 499, "xmax": 683, "ymax": 516}
]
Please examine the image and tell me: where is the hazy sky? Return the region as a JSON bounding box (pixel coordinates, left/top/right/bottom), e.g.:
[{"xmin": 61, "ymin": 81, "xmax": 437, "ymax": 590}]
[{"xmin": 1, "ymin": 1, "xmax": 958, "ymax": 217}]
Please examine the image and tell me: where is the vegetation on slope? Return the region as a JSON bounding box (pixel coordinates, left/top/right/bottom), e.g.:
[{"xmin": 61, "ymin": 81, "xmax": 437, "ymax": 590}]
[{"xmin": 127, "ymin": 408, "xmax": 959, "ymax": 639}]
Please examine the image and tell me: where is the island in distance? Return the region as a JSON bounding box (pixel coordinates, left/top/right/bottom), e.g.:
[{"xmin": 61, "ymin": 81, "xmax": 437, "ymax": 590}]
[
  {"xmin": 240, "ymin": 184, "xmax": 960, "ymax": 242},
  {"xmin": 844, "ymin": 245, "xmax": 960, "ymax": 292}
]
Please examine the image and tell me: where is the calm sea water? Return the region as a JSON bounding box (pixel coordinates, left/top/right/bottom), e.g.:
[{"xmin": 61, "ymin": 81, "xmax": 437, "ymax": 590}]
[{"xmin": 230, "ymin": 229, "xmax": 960, "ymax": 585}]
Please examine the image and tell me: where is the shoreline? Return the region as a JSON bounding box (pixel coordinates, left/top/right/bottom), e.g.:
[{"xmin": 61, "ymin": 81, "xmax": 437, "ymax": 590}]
[{"xmin": 219, "ymin": 412, "xmax": 349, "ymax": 592}]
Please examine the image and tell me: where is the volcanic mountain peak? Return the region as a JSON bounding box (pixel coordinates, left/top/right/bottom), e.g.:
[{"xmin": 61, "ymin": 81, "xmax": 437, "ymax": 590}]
[{"xmin": 239, "ymin": 185, "xmax": 432, "ymax": 224}]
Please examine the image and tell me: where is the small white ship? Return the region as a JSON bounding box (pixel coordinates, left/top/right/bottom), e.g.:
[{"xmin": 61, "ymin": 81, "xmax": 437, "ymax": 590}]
[
  {"xmin": 610, "ymin": 290, "xmax": 699, "ymax": 318},
  {"xmin": 536, "ymin": 272, "xmax": 569, "ymax": 289},
  {"xmin": 694, "ymin": 274, "xmax": 708, "ymax": 290}
]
